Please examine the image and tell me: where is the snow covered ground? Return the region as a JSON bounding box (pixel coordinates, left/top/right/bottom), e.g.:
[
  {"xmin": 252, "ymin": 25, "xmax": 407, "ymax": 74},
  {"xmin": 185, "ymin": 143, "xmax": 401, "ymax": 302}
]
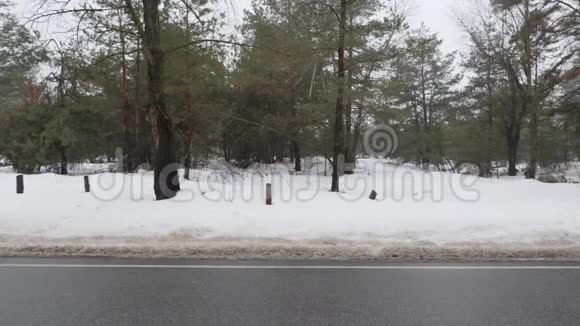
[{"xmin": 1, "ymin": 159, "xmax": 579, "ymax": 260}]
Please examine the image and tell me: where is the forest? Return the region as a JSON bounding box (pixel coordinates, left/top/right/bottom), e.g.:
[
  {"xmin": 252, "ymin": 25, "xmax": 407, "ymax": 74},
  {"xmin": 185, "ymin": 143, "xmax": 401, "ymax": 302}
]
[{"xmin": 0, "ymin": 0, "xmax": 578, "ymax": 200}]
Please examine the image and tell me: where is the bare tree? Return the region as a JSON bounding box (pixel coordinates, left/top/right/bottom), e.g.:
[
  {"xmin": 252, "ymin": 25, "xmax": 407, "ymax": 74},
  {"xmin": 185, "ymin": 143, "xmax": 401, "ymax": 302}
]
[{"xmin": 125, "ymin": 0, "xmax": 180, "ymax": 199}]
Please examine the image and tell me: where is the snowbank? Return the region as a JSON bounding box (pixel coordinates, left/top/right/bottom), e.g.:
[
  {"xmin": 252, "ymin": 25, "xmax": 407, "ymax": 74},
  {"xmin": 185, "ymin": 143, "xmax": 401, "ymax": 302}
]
[{"xmin": 1, "ymin": 159, "xmax": 579, "ymax": 260}]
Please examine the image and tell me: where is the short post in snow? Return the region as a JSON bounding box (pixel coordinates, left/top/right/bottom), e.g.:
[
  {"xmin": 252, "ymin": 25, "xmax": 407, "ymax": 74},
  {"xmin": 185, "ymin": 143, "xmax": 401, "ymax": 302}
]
[
  {"xmin": 84, "ymin": 175, "xmax": 90, "ymax": 193},
  {"xmin": 16, "ymin": 175, "xmax": 24, "ymax": 194},
  {"xmin": 369, "ymin": 190, "xmax": 377, "ymax": 201},
  {"xmin": 266, "ymin": 183, "xmax": 272, "ymax": 205}
]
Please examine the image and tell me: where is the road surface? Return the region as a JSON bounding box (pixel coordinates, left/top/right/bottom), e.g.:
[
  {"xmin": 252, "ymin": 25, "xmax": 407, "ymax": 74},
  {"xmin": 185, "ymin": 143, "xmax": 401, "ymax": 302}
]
[{"xmin": 1, "ymin": 258, "xmax": 579, "ymax": 325}]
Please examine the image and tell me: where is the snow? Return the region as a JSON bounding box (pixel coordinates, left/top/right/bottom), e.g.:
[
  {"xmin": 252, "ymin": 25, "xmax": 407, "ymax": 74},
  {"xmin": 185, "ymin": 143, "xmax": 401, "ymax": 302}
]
[
  {"xmin": 1, "ymin": 159, "xmax": 579, "ymax": 259},
  {"xmin": 538, "ymin": 162, "xmax": 580, "ymax": 184}
]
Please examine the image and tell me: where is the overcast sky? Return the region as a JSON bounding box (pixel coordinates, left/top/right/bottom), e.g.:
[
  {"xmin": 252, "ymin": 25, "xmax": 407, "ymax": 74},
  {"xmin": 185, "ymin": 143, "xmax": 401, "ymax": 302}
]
[
  {"xmin": 16, "ymin": 0, "xmax": 468, "ymax": 54},
  {"xmin": 408, "ymin": 0, "xmax": 467, "ymax": 54}
]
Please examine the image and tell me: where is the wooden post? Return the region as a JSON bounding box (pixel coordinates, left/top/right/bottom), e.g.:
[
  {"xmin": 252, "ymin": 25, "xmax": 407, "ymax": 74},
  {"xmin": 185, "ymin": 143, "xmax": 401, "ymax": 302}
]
[
  {"xmin": 266, "ymin": 183, "xmax": 272, "ymax": 205},
  {"xmin": 16, "ymin": 175, "xmax": 24, "ymax": 194},
  {"xmin": 84, "ymin": 176, "xmax": 90, "ymax": 193},
  {"xmin": 369, "ymin": 190, "xmax": 377, "ymax": 200}
]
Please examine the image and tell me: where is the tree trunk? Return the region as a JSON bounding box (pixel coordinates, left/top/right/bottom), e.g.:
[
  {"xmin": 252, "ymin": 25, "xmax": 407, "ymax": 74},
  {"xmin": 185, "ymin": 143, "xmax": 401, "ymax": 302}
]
[
  {"xmin": 119, "ymin": 11, "xmax": 137, "ymax": 172},
  {"xmin": 527, "ymin": 107, "xmax": 539, "ymax": 179},
  {"xmin": 331, "ymin": 0, "xmax": 347, "ymax": 193},
  {"xmin": 480, "ymin": 112, "xmax": 493, "ymax": 178},
  {"xmin": 183, "ymin": 10, "xmax": 194, "ymax": 181},
  {"xmin": 59, "ymin": 144, "xmax": 68, "ymax": 175},
  {"xmin": 154, "ymin": 107, "xmax": 180, "ymax": 199},
  {"xmin": 222, "ymin": 131, "xmax": 231, "ymax": 162},
  {"xmin": 522, "ymin": 1, "xmax": 537, "ymax": 179},
  {"xmin": 142, "ymin": 0, "xmax": 180, "ymax": 200},
  {"xmin": 56, "ymin": 55, "xmax": 68, "ymax": 176},
  {"xmin": 351, "ymin": 103, "xmax": 365, "ymax": 161},
  {"xmin": 134, "ymin": 36, "xmax": 146, "ymax": 167},
  {"xmin": 483, "ymin": 113, "xmax": 493, "ymax": 178},
  {"xmin": 504, "ymin": 79, "xmax": 524, "ymax": 177},
  {"xmin": 344, "ymin": 39, "xmax": 354, "ymax": 174},
  {"xmin": 484, "ymin": 53, "xmax": 494, "ymax": 178},
  {"xmin": 562, "ymin": 120, "xmax": 569, "ymax": 163},
  {"xmin": 292, "ymin": 139, "xmax": 301, "ymax": 172},
  {"xmin": 183, "ymin": 150, "xmax": 191, "ymax": 180},
  {"xmin": 421, "ymin": 127, "xmax": 432, "ymax": 170},
  {"xmin": 506, "ymin": 126, "xmax": 520, "ymax": 176},
  {"xmin": 290, "ymin": 91, "xmax": 301, "ymax": 172}
]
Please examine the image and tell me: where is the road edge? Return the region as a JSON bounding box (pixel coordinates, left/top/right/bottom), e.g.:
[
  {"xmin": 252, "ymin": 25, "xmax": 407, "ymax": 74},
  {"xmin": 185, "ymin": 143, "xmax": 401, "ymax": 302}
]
[{"xmin": 2, "ymin": 237, "xmax": 580, "ymax": 261}]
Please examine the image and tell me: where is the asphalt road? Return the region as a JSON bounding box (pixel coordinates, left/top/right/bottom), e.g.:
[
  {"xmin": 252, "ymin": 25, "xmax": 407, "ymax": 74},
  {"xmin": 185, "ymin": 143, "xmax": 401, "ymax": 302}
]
[{"xmin": 1, "ymin": 258, "xmax": 580, "ymax": 326}]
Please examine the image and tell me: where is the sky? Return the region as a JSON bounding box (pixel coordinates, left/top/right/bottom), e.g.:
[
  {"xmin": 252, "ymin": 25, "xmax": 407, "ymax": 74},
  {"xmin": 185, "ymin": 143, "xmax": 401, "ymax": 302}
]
[
  {"xmin": 407, "ymin": 0, "xmax": 467, "ymax": 54},
  {"xmin": 16, "ymin": 0, "xmax": 469, "ymax": 54}
]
